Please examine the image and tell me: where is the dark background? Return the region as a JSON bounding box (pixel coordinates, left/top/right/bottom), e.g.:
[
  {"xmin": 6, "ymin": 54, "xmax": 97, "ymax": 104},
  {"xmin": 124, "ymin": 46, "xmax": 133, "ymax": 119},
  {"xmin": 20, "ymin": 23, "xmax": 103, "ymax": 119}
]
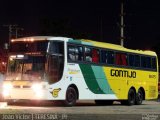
[{"xmin": 0, "ymin": 0, "xmax": 160, "ymax": 50}]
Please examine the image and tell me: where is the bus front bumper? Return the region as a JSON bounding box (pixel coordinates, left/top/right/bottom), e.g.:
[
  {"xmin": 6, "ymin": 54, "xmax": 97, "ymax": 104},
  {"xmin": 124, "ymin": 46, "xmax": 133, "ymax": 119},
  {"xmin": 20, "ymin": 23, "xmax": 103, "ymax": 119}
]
[{"xmin": 2, "ymin": 88, "xmax": 49, "ymax": 100}]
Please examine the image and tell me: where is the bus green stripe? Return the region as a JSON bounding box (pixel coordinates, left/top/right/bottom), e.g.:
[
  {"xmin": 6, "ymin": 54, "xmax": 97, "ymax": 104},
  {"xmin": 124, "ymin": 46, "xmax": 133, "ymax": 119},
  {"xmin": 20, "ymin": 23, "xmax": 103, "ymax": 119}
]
[
  {"xmin": 91, "ymin": 66, "xmax": 114, "ymax": 94},
  {"xmin": 68, "ymin": 39, "xmax": 92, "ymax": 46},
  {"xmin": 79, "ymin": 64, "xmax": 105, "ymax": 94}
]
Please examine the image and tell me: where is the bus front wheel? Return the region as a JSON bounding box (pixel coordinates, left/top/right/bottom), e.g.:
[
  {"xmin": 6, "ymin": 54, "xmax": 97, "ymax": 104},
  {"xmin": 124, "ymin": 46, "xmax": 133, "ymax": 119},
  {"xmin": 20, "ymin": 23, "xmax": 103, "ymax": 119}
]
[{"xmin": 64, "ymin": 87, "xmax": 77, "ymax": 107}]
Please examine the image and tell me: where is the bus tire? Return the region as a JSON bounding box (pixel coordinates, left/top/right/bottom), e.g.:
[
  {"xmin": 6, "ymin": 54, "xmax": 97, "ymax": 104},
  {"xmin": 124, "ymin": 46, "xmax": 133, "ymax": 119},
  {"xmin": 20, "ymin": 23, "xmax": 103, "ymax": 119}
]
[
  {"xmin": 127, "ymin": 89, "xmax": 136, "ymax": 105},
  {"xmin": 122, "ymin": 89, "xmax": 136, "ymax": 106},
  {"xmin": 136, "ymin": 89, "xmax": 143, "ymax": 105},
  {"xmin": 64, "ymin": 87, "xmax": 77, "ymax": 107}
]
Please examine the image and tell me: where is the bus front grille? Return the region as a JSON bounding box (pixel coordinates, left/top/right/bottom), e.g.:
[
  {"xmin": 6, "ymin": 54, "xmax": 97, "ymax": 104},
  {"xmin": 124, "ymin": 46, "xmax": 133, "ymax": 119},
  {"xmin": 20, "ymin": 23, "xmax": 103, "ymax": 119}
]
[{"xmin": 13, "ymin": 85, "xmax": 31, "ymax": 88}]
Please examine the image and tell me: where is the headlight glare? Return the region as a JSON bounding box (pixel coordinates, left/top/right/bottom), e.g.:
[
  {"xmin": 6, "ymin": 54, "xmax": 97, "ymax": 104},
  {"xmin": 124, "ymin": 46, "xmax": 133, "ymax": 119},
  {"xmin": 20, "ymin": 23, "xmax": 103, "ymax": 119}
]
[
  {"xmin": 3, "ymin": 83, "xmax": 13, "ymax": 90},
  {"xmin": 32, "ymin": 83, "xmax": 42, "ymax": 91}
]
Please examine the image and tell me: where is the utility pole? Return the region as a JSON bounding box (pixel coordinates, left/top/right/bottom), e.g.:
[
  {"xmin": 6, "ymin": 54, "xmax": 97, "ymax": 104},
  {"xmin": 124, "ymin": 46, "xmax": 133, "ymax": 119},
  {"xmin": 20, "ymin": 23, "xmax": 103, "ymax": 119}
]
[
  {"xmin": 15, "ymin": 27, "xmax": 24, "ymax": 38},
  {"xmin": 120, "ymin": 1, "xmax": 125, "ymax": 46},
  {"xmin": 3, "ymin": 24, "xmax": 17, "ymax": 46},
  {"xmin": 3, "ymin": 25, "xmax": 24, "ymax": 46}
]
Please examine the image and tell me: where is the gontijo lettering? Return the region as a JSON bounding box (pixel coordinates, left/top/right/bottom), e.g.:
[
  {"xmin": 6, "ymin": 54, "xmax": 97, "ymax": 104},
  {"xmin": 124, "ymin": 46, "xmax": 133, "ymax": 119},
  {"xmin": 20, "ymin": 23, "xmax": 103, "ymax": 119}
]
[{"xmin": 111, "ymin": 69, "xmax": 136, "ymax": 78}]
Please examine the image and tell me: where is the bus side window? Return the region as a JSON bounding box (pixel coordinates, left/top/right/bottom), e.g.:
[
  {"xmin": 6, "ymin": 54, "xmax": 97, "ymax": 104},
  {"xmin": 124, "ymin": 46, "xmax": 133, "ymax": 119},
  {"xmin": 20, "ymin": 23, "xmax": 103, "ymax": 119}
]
[
  {"xmin": 135, "ymin": 55, "xmax": 140, "ymax": 67},
  {"xmin": 92, "ymin": 49, "xmax": 99, "ymax": 63},
  {"xmin": 68, "ymin": 45, "xmax": 76, "ymax": 61},
  {"xmin": 85, "ymin": 47, "xmax": 92, "ymax": 62},
  {"xmin": 121, "ymin": 54, "xmax": 127, "ymax": 66},
  {"xmin": 77, "ymin": 46, "xmax": 84, "ymax": 61},
  {"xmin": 141, "ymin": 56, "xmax": 151, "ymax": 68},
  {"xmin": 141, "ymin": 56, "xmax": 146, "ymax": 68},
  {"xmin": 146, "ymin": 57, "xmax": 151, "ymax": 68},
  {"xmin": 115, "ymin": 53, "xmax": 127, "ymax": 66},
  {"xmin": 68, "ymin": 45, "xmax": 84, "ymax": 62},
  {"xmin": 101, "ymin": 50, "xmax": 115, "ymax": 65},
  {"xmin": 128, "ymin": 54, "xmax": 135, "ymax": 66},
  {"xmin": 115, "ymin": 53, "xmax": 121, "ymax": 65},
  {"xmin": 107, "ymin": 51, "xmax": 114, "ymax": 64},
  {"xmin": 74, "ymin": 47, "xmax": 79, "ymax": 61},
  {"xmin": 101, "ymin": 50, "xmax": 107, "ymax": 63},
  {"xmin": 152, "ymin": 57, "xmax": 156, "ymax": 69}
]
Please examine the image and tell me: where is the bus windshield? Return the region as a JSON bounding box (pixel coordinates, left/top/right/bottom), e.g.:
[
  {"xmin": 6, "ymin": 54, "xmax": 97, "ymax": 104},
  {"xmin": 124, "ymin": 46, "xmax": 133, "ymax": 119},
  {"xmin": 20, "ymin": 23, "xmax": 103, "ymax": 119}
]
[
  {"xmin": 10, "ymin": 41, "xmax": 48, "ymax": 53},
  {"xmin": 6, "ymin": 55, "xmax": 46, "ymax": 81}
]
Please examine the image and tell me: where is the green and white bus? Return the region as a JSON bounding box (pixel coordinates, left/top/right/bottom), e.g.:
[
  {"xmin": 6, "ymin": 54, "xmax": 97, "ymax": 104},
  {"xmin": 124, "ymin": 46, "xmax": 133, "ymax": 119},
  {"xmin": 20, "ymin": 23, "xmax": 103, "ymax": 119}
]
[{"xmin": 2, "ymin": 36, "xmax": 158, "ymax": 106}]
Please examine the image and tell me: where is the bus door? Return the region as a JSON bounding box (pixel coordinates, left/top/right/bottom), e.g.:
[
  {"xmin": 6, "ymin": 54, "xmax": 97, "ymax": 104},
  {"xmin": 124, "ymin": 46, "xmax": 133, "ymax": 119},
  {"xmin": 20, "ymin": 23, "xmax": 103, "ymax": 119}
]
[{"xmin": 46, "ymin": 41, "xmax": 64, "ymax": 84}]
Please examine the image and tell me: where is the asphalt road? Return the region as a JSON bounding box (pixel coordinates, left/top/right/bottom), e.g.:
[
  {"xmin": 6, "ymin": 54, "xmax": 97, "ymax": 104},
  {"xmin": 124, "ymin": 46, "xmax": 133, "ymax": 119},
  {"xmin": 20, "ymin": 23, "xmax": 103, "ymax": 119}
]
[{"xmin": 0, "ymin": 100, "xmax": 160, "ymax": 120}]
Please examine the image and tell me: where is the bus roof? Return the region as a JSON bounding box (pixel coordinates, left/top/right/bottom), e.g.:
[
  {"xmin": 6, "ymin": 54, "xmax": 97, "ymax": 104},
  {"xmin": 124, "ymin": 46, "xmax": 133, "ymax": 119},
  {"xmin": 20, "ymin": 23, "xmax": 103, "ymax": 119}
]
[
  {"xmin": 80, "ymin": 39, "xmax": 157, "ymax": 56},
  {"xmin": 11, "ymin": 36, "xmax": 157, "ymax": 56},
  {"xmin": 11, "ymin": 36, "xmax": 70, "ymax": 42}
]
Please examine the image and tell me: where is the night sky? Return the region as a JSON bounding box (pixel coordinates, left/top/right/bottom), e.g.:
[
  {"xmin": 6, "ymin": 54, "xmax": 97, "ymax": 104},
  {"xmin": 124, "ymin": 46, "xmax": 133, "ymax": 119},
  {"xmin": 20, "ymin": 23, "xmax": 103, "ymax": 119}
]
[{"xmin": 0, "ymin": 0, "xmax": 160, "ymax": 50}]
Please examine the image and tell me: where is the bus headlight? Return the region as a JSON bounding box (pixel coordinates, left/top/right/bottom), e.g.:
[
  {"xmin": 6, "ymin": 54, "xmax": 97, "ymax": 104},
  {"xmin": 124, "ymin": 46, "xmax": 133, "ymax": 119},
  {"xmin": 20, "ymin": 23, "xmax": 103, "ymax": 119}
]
[
  {"xmin": 3, "ymin": 83, "xmax": 13, "ymax": 90},
  {"xmin": 32, "ymin": 83, "xmax": 43, "ymax": 97},
  {"xmin": 2, "ymin": 83, "xmax": 13, "ymax": 97},
  {"xmin": 32, "ymin": 83, "xmax": 43, "ymax": 92}
]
